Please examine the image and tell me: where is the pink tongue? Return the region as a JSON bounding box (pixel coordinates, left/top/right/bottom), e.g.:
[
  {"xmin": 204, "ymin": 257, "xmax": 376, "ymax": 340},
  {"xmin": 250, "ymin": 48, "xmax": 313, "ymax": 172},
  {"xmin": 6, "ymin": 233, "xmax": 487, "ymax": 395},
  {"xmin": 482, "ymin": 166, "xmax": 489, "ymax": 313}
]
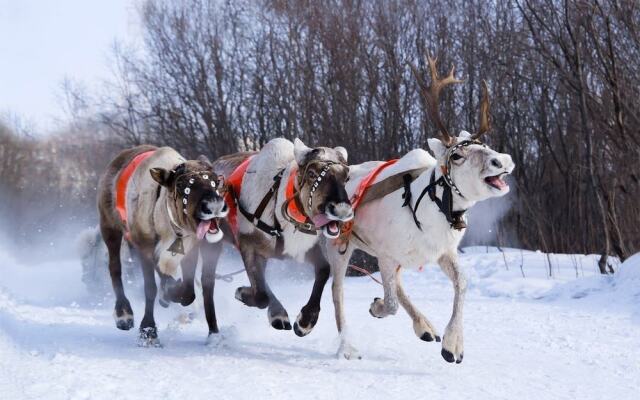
[
  {"xmin": 489, "ymin": 176, "xmax": 507, "ymax": 189},
  {"xmin": 312, "ymin": 214, "xmax": 331, "ymax": 227},
  {"xmin": 196, "ymin": 220, "xmax": 212, "ymax": 240}
]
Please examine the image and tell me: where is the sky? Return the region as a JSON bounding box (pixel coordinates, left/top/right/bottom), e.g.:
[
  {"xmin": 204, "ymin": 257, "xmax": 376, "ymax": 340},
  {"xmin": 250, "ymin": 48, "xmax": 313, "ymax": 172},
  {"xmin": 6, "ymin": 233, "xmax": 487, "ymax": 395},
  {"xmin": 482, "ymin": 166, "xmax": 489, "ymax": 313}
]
[{"xmin": 0, "ymin": 0, "xmax": 140, "ymax": 133}]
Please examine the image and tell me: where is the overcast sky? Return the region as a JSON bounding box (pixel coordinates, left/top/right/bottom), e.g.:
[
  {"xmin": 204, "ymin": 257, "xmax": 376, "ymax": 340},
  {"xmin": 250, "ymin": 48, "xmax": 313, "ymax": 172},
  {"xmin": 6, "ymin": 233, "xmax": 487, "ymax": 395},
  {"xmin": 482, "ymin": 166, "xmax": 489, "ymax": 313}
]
[{"xmin": 0, "ymin": 0, "xmax": 139, "ymax": 133}]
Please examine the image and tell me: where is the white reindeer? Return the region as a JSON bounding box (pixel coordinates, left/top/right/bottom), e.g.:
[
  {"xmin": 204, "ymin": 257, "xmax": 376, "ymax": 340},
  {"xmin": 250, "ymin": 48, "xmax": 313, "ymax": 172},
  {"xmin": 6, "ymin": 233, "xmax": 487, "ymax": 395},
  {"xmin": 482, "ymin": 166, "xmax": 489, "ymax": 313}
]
[{"xmin": 322, "ymin": 56, "xmax": 515, "ymax": 361}]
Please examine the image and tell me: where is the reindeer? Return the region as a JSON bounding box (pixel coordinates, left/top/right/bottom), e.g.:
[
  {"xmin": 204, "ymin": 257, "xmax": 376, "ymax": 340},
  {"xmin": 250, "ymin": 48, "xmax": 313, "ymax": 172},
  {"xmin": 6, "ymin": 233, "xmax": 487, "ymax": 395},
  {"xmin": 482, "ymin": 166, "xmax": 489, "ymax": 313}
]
[
  {"xmin": 312, "ymin": 56, "xmax": 515, "ymax": 361},
  {"xmin": 211, "ymin": 138, "xmax": 353, "ymax": 332},
  {"xmin": 97, "ymin": 145, "xmax": 228, "ymax": 346}
]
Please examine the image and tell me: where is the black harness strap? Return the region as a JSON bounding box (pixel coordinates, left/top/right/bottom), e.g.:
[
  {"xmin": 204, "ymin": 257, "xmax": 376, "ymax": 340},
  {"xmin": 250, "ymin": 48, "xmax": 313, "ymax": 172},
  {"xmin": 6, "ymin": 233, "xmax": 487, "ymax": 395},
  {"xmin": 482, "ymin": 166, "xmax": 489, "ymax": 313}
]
[
  {"xmin": 401, "ymin": 173, "xmax": 423, "ymax": 229},
  {"xmin": 412, "ymin": 170, "xmax": 467, "ymax": 231},
  {"xmin": 233, "ymin": 170, "xmax": 285, "ymax": 253}
]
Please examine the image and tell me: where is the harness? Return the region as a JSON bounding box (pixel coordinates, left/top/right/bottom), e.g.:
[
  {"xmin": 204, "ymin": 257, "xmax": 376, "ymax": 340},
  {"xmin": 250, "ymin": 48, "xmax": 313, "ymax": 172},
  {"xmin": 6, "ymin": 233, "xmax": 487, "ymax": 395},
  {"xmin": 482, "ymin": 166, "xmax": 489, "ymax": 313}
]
[
  {"xmin": 225, "ymin": 157, "xmax": 346, "ymax": 255},
  {"xmin": 280, "ymin": 164, "xmax": 324, "ymax": 235},
  {"xmin": 115, "ymin": 150, "xmax": 156, "ymax": 241},
  {"xmin": 412, "ymin": 139, "xmax": 486, "ymax": 230},
  {"xmin": 224, "ymin": 156, "xmax": 285, "ymax": 254}
]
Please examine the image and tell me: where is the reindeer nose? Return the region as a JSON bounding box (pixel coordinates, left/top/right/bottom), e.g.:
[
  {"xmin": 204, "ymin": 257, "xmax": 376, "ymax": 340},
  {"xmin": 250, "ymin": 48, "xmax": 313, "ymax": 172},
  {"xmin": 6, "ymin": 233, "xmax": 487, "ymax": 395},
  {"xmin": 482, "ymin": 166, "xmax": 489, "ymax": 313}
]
[
  {"xmin": 490, "ymin": 158, "xmax": 503, "ymax": 169},
  {"xmin": 200, "ymin": 201, "xmax": 212, "ymax": 214},
  {"xmin": 326, "ymin": 201, "xmax": 354, "ymax": 221}
]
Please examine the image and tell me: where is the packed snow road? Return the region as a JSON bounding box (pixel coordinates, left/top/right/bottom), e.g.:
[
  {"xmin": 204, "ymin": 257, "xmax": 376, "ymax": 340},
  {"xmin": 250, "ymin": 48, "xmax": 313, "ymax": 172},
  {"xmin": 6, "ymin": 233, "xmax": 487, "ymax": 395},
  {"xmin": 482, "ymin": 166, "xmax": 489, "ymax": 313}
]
[{"xmin": 1, "ymin": 246, "xmax": 639, "ymax": 400}]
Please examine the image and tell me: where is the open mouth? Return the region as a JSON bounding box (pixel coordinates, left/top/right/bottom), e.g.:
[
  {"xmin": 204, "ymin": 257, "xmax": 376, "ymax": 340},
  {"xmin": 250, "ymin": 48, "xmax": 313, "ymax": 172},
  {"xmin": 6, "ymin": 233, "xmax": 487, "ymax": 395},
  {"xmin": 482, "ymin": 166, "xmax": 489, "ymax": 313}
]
[
  {"xmin": 311, "ymin": 214, "xmax": 345, "ymax": 239},
  {"xmin": 196, "ymin": 218, "xmax": 222, "ymax": 242},
  {"xmin": 323, "ymin": 221, "xmax": 342, "ymax": 239},
  {"xmin": 484, "ymin": 173, "xmax": 509, "ymax": 190}
]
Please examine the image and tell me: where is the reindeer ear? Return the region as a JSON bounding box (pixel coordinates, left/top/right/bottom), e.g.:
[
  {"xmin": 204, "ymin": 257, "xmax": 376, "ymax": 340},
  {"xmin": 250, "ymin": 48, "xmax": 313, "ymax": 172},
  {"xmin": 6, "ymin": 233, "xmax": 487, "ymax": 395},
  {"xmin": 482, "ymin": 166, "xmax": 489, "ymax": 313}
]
[
  {"xmin": 197, "ymin": 154, "xmax": 212, "ymax": 166},
  {"xmin": 150, "ymin": 167, "xmax": 173, "ymax": 187},
  {"xmin": 334, "ymin": 146, "xmax": 348, "ymax": 163},
  {"xmin": 458, "ymin": 130, "xmax": 472, "ymax": 140},
  {"xmin": 427, "ymin": 139, "xmax": 447, "ymax": 159},
  {"xmin": 293, "ymin": 138, "xmax": 313, "ymax": 165}
]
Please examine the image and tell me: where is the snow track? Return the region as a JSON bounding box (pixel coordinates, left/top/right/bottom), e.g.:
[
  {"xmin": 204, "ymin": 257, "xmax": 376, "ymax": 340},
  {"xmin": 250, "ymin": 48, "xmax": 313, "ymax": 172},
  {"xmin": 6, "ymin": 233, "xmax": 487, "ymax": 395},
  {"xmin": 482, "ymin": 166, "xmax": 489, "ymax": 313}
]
[{"xmin": 1, "ymin": 247, "xmax": 639, "ymax": 399}]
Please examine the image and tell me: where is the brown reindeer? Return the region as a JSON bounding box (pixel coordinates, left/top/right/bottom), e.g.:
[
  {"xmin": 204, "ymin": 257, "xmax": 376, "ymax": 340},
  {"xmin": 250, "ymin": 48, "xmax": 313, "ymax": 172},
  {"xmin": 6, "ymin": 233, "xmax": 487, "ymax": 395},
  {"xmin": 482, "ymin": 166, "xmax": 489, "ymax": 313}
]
[{"xmin": 97, "ymin": 145, "xmax": 228, "ymax": 346}]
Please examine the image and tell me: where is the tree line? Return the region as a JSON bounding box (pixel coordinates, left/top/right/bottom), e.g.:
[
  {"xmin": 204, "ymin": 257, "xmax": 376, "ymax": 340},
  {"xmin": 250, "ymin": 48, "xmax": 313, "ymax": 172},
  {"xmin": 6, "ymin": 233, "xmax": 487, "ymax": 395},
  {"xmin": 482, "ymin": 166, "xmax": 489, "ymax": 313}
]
[{"xmin": 4, "ymin": 0, "xmax": 638, "ymax": 267}]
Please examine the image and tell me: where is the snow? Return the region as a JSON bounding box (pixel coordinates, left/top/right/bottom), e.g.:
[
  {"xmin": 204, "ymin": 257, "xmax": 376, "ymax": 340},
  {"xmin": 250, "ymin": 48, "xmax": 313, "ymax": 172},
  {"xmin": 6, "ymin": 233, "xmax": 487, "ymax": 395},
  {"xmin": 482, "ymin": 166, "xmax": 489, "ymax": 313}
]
[{"xmin": 1, "ymin": 243, "xmax": 639, "ymax": 400}]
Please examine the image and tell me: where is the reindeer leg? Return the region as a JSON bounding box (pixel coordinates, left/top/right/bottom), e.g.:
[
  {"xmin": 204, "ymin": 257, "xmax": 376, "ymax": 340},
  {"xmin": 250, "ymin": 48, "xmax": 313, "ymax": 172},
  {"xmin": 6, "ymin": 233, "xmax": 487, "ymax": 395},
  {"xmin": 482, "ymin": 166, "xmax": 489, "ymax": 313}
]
[
  {"xmin": 234, "ymin": 240, "xmax": 270, "ymax": 309},
  {"xmin": 102, "ymin": 226, "xmax": 134, "ymax": 330},
  {"xmin": 138, "ymin": 248, "xmax": 161, "ymax": 347},
  {"xmin": 265, "ymin": 275, "xmax": 291, "ymax": 331},
  {"xmin": 293, "ymin": 244, "xmax": 331, "ymax": 337},
  {"xmin": 369, "ymin": 259, "xmax": 399, "ymax": 318},
  {"xmin": 328, "ymin": 246, "xmax": 360, "ymax": 360},
  {"xmin": 234, "ymin": 241, "xmax": 291, "ymax": 330},
  {"xmin": 174, "ymin": 245, "xmax": 198, "ymax": 306},
  {"xmin": 396, "ymin": 267, "xmax": 441, "ymax": 343},
  {"xmin": 438, "ymin": 253, "xmax": 466, "ymax": 364},
  {"xmin": 200, "ymin": 242, "xmax": 222, "ymax": 341}
]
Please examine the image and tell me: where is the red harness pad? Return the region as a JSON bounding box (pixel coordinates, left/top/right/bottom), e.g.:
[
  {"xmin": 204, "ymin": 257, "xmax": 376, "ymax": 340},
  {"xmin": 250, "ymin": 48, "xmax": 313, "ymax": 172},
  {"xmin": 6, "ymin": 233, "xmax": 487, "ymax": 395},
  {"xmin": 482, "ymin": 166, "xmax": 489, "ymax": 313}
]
[
  {"xmin": 224, "ymin": 156, "xmax": 254, "ymax": 237},
  {"xmin": 339, "ymin": 159, "xmax": 398, "ymax": 239},
  {"xmin": 350, "ymin": 159, "xmax": 398, "ymax": 210},
  {"xmin": 284, "ymin": 166, "xmax": 308, "ymax": 224},
  {"xmin": 115, "ymin": 150, "xmax": 156, "ymax": 236}
]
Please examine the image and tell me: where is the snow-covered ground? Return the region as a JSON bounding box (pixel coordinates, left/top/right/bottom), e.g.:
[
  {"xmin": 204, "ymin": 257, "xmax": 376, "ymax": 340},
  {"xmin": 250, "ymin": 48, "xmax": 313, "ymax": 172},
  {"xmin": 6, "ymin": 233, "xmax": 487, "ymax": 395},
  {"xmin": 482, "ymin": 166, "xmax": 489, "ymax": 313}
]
[{"xmin": 1, "ymin": 243, "xmax": 639, "ymax": 400}]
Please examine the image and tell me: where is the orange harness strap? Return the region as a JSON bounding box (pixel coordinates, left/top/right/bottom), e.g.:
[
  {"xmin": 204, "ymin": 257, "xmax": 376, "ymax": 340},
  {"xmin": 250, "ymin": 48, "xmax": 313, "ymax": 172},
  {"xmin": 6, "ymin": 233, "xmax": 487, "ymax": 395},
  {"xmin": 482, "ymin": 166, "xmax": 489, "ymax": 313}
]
[
  {"xmin": 350, "ymin": 159, "xmax": 398, "ymax": 210},
  {"xmin": 224, "ymin": 156, "xmax": 255, "ymax": 237},
  {"xmin": 115, "ymin": 150, "xmax": 156, "ymax": 238},
  {"xmin": 284, "ymin": 166, "xmax": 308, "ymax": 224}
]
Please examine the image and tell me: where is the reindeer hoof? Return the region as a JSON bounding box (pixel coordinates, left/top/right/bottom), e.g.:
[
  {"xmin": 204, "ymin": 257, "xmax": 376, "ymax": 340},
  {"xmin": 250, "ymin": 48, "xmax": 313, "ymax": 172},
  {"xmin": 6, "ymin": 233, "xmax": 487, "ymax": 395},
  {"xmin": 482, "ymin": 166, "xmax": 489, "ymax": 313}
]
[
  {"xmin": 235, "ymin": 287, "xmax": 269, "ymax": 309},
  {"xmin": 271, "ymin": 318, "xmax": 292, "ymax": 331},
  {"xmin": 441, "ymin": 348, "xmax": 456, "ymax": 363},
  {"xmin": 456, "ymin": 353, "xmax": 464, "ymax": 364},
  {"xmin": 369, "ymin": 297, "xmax": 385, "ymax": 318},
  {"xmin": 138, "ymin": 327, "xmax": 162, "ymax": 348},
  {"xmin": 115, "ymin": 316, "xmax": 134, "ymax": 330},
  {"xmin": 293, "ymin": 307, "xmax": 319, "ymax": 337},
  {"xmin": 293, "ymin": 322, "xmax": 305, "ymax": 337},
  {"xmin": 337, "ymin": 343, "xmax": 362, "ymax": 360},
  {"xmin": 179, "ymin": 291, "xmax": 196, "ymax": 306},
  {"xmin": 113, "ymin": 306, "xmax": 134, "ymax": 330},
  {"xmin": 420, "ymin": 332, "xmax": 435, "ymax": 342},
  {"xmin": 159, "ymin": 298, "xmax": 170, "ymax": 308}
]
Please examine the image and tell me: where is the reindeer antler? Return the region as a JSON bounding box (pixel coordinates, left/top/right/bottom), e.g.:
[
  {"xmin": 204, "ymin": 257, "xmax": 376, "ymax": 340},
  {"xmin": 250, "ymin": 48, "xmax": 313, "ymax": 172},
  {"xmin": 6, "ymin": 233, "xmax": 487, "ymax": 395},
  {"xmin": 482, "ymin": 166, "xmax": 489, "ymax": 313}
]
[
  {"xmin": 471, "ymin": 80, "xmax": 491, "ymax": 140},
  {"xmin": 410, "ymin": 54, "xmax": 463, "ymax": 147}
]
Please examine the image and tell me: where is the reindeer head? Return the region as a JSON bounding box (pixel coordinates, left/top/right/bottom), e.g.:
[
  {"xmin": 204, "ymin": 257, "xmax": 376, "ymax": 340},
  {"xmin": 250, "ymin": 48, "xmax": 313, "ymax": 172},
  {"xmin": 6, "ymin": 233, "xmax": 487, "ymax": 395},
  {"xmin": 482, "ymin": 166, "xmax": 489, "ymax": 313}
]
[
  {"xmin": 411, "ymin": 55, "xmax": 515, "ymax": 203},
  {"xmin": 150, "ymin": 155, "xmax": 228, "ymax": 243},
  {"xmin": 292, "ymin": 138, "xmax": 353, "ymax": 239}
]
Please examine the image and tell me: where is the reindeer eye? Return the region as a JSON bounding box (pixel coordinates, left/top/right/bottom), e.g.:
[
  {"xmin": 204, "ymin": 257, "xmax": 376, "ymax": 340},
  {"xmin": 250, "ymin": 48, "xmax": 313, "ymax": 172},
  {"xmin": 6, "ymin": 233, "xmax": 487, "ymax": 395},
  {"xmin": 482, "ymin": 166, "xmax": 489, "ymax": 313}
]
[{"xmin": 451, "ymin": 153, "xmax": 464, "ymax": 161}]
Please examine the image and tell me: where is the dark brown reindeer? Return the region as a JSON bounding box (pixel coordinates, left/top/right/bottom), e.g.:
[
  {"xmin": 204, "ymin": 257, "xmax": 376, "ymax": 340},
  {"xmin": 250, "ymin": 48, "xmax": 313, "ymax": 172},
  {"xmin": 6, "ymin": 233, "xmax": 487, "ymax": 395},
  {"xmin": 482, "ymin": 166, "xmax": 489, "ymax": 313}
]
[{"xmin": 97, "ymin": 145, "xmax": 228, "ymax": 346}]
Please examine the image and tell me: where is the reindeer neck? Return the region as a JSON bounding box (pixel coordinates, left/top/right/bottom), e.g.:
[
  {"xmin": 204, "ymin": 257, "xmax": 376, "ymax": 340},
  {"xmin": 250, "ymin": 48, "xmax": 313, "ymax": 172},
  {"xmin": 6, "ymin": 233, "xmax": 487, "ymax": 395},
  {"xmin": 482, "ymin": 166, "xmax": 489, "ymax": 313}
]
[
  {"xmin": 433, "ymin": 165, "xmax": 476, "ymax": 212},
  {"xmin": 156, "ymin": 185, "xmax": 189, "ymax": 238}
]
